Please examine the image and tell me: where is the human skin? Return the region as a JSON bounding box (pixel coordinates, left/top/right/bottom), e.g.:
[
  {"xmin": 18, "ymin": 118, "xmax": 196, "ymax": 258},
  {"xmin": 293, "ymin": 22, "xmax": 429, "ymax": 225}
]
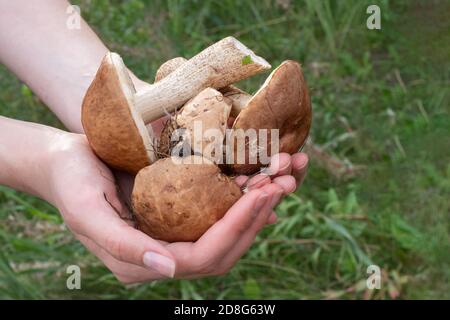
[{"xmin": 0, "ymin": 1, "xmax": 309, "ymax": 283}]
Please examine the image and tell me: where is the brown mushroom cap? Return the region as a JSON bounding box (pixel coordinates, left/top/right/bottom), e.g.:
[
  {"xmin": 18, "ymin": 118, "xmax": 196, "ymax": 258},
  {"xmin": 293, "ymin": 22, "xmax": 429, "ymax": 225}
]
[
  {"xmin": 81, "ymin": 53, "xmax": 155, "ymax": 174},
  {"xmin": 132, "ymin": 155, "xmax": 242, "ymax": 242},
  {"xmin": 230, "ymin": 60, "xmax": 312, "ymax": 175}
]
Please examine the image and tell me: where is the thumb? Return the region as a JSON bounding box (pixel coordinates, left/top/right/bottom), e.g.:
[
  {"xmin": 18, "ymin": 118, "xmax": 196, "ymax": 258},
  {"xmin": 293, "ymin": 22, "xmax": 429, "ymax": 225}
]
[{"xmin": 75, "ymin": 199, "xmax": 176, "ymax": 278}]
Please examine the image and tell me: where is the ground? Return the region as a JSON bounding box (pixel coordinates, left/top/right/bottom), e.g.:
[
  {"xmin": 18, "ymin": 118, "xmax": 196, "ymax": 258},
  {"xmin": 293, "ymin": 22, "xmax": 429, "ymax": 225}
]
[{"xmin": 0, "ymin": 0, "xmax": 448, "ymax": 299}]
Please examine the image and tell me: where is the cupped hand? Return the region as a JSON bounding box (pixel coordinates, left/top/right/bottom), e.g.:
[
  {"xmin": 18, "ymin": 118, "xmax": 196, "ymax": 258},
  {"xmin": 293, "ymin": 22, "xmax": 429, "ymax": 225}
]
[{"xmin": 45, "ymin": 131, "xmax": 308, "ymax": 284}]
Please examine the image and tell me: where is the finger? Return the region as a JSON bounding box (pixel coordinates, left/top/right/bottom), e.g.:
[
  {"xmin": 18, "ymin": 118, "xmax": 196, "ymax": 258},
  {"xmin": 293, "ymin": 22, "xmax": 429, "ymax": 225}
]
[
  {"xmin": 219, "ymin": 184, "xmax": 284, "ymax": 270},
  {"xmin": 166, "ymin": 189, "xmax": 272, "ymax": 277},
  {"xmin": 72, "ymin": 194, "xmax": 176, "ymax": 277},
  {"xmin": 291, "ymin": 153, "xmax": 309, "ymax": 186},
  {"xmin": 243, "ymin": 174, "xmax": 271, "ymax": 191},
  {"xmin": 196, "ymin": 187, "xmax": 274, "ymax": 253},
  {"xmin": 234, "ymin": 175, "xmax": 249, "ymax": 187},
  {"xmin": 235, "ymin": 174, "xmax": 272, "ymax": 190},
  {"xmin": 76, "ymin": 234, "xmax": 164, "ymax": 284},
  {"xmin": 264, "ymin": 153, "xmax": 292, "ymax": 177},
  {"xmin": 266, "ymin": 211, "xmax": 278, "ymax": 225},
  {"xmin": 272, "ymin": 175, "xmax": 297, "ymax": 194}
]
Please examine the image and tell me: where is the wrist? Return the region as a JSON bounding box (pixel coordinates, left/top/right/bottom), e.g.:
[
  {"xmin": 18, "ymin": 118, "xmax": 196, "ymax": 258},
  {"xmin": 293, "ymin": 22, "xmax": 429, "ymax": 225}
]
[
  {"xmin": 40, "ymin": 131, "xmax": 89, "ymax": 207},
  {"xmin": 0, "ymin": 117, "xmax": 65, "ymax": 201}
]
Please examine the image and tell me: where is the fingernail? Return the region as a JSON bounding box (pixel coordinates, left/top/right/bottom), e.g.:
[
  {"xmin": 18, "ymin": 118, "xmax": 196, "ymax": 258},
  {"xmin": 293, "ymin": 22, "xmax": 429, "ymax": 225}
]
[
  {"xmin": 254, "ymin": 193, "xmax": 269, "ymax": 213},
  {"xmin": 293, "ymin": 155, "xmax": 308, "ymax": 171},
  {"xmin": 271, "ymin": 190, "xmax": 284, "ymax": 207},
  {"xmin": 266, "ymin": 211, "xmax": 278, "ymax": 225},
  {"xmin": 246, "ymin": 174, "xmax": 270, "ymax": 190},
  {"xmin": 143, "ymin": 252, "xmax": 176, "ymax": 278},
  {"xmin": 279, "ymin": 162, "xmax": 292, "ymax": 173}
]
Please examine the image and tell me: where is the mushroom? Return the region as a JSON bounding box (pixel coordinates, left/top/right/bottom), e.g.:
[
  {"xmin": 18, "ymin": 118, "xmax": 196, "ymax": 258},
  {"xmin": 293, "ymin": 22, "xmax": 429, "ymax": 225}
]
[
  {"xmin": 132, "ymin": 155, "xmax": 242, "ymax": 242},
  {"xmin": 131, "ymin": 60, "xmax": 312, "ymax": 242},
  {"xmin": 230, "ymin": 60, "xmax": 311, "ymax": 174},
  {"xmin": 221, "ymin": 85, "xmax": 253, "ymax": 118},
  {"xmin": 81, "ymin": 36, "xmax": 271, "ymax": 173},
  {"xmin": 158, "ymin": 87, "xmax": 232, "ymax": 162},
  {"xmin": 154, "ymin": 56, "xmax": 251, "ymax": 118},
  {"xmin": 154, "ymin": 57, "xmax": 189, "ymax": 83},
  {"xmin": 176, "ymin": 88, "xmax": 232, "ymax": 162},
  {"xmin": 153, "ymin": 58, "xmax": 312, "ymax": 175}
]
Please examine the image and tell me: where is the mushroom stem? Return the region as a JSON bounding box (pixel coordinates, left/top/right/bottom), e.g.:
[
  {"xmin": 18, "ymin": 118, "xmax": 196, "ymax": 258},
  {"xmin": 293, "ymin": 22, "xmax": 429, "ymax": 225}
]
[
  {"xmin": 154, "ymin": 56, "xmax": 254, "ymax": 118},
  {"xmin": 134, "ymin": 36, "xmax": 270, "ymax": 123}
]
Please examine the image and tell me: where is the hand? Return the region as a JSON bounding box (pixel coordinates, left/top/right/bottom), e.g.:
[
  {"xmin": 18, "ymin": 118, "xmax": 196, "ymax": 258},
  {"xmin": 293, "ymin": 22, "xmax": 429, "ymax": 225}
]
[
  {"xmin": 164, "ymin": 152, "xmax": 309, "ymax": 279},
  {"xmin": 45, "ymin": 131, "xmax": 308, "ymax": 284},
  {"xmin": 0, "ymin": 0, "xmax": 311, "ymax": 284},
  {"xmin": 234, "ymin": 152, "xmax": 309, "ymax": 224}
]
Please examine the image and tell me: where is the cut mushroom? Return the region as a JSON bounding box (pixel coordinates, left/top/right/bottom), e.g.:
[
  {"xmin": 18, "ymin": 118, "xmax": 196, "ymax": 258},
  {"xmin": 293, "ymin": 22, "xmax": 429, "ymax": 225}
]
[
  {"xmin": 230, "ymin": 60, "xmax": 312, "ymax": 175},
  {"xmin": 131, "ymin": 60, "xmax": 312, "ymax": 243},
  {"xmin": 154, "ymin": 58, "xmax": 312, "ymax": 175},
  {"xmin": 82, "ymin": 36, "xmax": 271, "ymax": 173}
]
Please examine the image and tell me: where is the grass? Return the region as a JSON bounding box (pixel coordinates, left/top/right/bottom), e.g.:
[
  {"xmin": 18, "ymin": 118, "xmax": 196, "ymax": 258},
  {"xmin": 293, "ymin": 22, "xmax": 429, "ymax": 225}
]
[{"xmin": 0, "ymin": 0, "xmax": 449, "ymax": 299}]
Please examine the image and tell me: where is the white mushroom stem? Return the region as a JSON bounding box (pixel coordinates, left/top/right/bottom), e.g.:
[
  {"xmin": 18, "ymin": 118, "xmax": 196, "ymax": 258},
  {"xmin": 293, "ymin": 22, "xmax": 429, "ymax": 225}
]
[
  {"xmin": 155, "ymin": 56, "xmax": 254, "ymax": 117},
  {"xmin": 134, "ymin": 36, "xmax": 270, "ymax": 123}
]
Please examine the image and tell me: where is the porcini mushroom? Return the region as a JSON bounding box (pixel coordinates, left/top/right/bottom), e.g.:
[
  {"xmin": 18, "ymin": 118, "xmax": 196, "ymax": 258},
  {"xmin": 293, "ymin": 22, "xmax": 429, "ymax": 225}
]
[
  {"xmin": 158, "ymin": 87, "xmax": 232, "ymax": 161},
  {"xmin": 82, "ymin": 37, "xmax": 271, "ymax": 173},
  {"xmin": 172, "ymin": 88, "xmax": 232, "ymax": 163},
  {"xmin": 131, "ymin": 60, "xmax": 312, "ymax": 243},
  {"xmin": 132, "ymin": 155, "xmax": 242, "ymax": 242},
  {"xmin": 154, "ymin": 56, "xmax": 251, "ymax": 117},
  {"xmin": 153, "ymin": 58, "xmax": 312, "ymax": 175},
  {"xmin": 230, "ymin": 60, "xmax": 311, "ymax": 175}
]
